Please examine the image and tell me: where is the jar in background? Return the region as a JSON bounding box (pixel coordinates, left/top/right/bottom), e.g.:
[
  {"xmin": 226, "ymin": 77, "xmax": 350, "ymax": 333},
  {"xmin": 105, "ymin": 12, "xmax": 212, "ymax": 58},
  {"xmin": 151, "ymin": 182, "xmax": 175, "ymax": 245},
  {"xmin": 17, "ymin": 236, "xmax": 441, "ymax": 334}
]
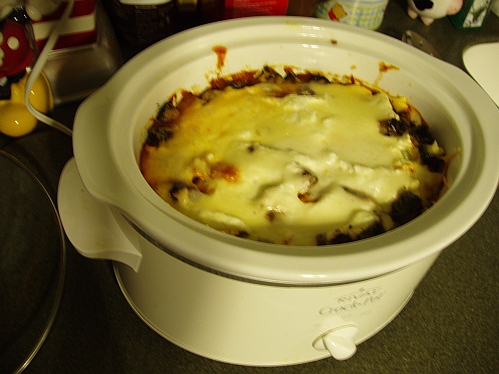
[
  {"xmin": 224, "ymin": 0, "xmax": 289, "ymax": 18},
  {"xmin": 201, "ymin": 0, "xmax": 318, "ymax": 21},
  {"xmin": 105, "ymin": 0, "xmax": 175, "ymax": 45},
  {"xmin": 314, "ymin": 0, "xmax": 389, "ymax": 29},
  {"xmin": 287, "ymin": 0, "xmax": 318, "ymax": 16}
]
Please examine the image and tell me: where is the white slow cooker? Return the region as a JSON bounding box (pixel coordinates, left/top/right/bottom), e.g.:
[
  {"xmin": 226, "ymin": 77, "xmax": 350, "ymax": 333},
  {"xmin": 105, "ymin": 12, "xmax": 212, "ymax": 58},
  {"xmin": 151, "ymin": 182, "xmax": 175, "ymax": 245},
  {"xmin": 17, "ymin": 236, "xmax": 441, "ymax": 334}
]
[{"xmin": 57, "ymin": 17, "xmax": 499, "ymax": 366}]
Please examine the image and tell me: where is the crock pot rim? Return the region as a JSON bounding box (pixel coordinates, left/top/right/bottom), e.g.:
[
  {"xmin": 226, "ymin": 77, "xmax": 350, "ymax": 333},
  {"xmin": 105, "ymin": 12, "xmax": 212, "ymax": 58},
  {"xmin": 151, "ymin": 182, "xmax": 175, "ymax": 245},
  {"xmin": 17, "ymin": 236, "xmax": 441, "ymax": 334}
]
[{"xmin": 73, "ymin": 17, "xmax": 499, "ymax": 284}]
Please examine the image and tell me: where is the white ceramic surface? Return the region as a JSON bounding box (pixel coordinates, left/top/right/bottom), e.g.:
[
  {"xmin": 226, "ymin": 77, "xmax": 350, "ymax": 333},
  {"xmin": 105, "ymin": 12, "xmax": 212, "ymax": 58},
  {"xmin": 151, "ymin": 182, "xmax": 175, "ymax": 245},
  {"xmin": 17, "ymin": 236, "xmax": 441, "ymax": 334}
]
[
  {"xmin": 463, "ymin": 42, "xmax": 499, "ymax": 106},
  {"xmin": 113, "ymin": 237, "xmax": 439, "ymax": 364},
  {"xmin": 71, "ymin": 17, "xmax": 499, "ymax": 285}
]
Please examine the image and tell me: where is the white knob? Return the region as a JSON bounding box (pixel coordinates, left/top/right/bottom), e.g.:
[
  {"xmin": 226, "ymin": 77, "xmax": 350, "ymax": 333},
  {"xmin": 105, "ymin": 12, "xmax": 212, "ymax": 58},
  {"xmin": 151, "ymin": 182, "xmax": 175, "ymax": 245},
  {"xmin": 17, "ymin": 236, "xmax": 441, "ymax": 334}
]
[{"xmin": 313, "ymin": 325, "xmax": 358, "ymax": 360}]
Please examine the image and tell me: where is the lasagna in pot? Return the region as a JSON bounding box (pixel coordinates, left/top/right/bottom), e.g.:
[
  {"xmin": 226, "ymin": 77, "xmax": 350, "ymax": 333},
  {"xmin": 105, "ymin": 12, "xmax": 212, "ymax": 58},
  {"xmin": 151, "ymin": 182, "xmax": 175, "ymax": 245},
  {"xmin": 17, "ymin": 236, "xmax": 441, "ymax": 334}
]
[{"xmin": 140, "ymin": 67, "xmax": 449, "ymax": 246}]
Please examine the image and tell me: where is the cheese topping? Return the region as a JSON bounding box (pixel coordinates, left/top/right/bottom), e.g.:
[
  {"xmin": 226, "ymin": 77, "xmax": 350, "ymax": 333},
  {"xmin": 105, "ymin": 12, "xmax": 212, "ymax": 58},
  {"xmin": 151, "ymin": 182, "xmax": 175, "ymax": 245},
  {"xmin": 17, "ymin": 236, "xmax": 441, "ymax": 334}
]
[{"xmin": 141, "ymin": 78, "xmax": 445, "ymax": 246}]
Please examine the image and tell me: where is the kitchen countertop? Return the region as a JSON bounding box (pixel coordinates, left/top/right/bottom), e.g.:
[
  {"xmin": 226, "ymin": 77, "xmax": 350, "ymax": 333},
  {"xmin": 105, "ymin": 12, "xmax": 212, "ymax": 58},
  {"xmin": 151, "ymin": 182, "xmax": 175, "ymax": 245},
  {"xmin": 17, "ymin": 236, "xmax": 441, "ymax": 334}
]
[{"xmin": 1, "ymin": 1, "xmax": 499, "ymax": 373}]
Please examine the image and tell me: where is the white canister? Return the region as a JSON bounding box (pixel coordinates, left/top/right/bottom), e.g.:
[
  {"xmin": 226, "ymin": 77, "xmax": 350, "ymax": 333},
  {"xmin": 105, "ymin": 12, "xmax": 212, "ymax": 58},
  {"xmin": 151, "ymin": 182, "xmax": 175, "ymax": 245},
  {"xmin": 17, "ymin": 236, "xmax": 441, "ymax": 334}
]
[
  {"xmin": 493, "ymin": 0, "xmax": 499, "ymax": 15},
  {"xmin": 314, "ymin": 0, "xmax": 389, "ymax": 29}
]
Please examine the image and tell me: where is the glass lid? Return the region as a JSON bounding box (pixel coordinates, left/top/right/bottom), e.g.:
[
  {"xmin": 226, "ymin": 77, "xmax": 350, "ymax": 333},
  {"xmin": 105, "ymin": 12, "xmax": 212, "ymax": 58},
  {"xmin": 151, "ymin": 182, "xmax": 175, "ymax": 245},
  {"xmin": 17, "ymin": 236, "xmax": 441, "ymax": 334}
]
[{"xmin": 0, "ymin": 149, "xmax": 66, "ymax": 374}]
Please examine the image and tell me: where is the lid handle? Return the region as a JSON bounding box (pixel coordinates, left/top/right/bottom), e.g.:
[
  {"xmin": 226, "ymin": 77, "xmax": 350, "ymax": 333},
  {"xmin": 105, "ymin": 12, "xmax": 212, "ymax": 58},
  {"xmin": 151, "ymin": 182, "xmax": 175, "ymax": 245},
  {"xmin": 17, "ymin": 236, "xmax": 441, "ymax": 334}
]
[{"xmin": 58, "ymin": 158, "xmax": 142, "ymax": 272}]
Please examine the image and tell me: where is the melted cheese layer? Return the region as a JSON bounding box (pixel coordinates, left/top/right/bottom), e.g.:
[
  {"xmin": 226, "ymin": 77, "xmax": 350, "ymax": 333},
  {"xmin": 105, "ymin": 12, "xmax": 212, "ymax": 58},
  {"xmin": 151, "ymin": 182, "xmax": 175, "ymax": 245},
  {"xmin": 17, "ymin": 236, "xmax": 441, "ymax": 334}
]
[{"xmin": 141, "ymin": 82, "xmax": 443, "ymax": 246}]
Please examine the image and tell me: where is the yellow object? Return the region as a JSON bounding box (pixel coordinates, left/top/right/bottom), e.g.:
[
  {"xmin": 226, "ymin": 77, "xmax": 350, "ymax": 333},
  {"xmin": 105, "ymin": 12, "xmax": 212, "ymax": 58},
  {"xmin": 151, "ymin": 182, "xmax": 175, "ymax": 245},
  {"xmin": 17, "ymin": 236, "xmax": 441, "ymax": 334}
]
[{"xmin": 0, "ymin": 72, "xmax": 53, "ymax": 137}]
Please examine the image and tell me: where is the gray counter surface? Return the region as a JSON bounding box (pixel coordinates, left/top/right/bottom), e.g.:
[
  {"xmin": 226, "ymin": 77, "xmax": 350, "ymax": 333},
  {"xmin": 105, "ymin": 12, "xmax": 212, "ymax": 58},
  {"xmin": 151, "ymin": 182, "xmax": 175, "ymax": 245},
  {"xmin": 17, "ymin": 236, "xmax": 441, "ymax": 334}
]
[{"xmin": 1, "ymin": 1, "xmax": 498, "ymax": 373}]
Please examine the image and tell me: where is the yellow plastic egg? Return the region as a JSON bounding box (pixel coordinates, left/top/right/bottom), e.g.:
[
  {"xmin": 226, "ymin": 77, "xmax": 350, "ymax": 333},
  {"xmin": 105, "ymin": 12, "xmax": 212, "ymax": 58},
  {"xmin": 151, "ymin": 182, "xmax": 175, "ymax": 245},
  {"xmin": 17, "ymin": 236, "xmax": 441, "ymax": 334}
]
[
  {"xmin": 0, "ymin": 102, "xmax": 38, "ymax": 137},
  {"xmin": 0, "ymin": 72, "xmax": 53, "ymax": 137}
]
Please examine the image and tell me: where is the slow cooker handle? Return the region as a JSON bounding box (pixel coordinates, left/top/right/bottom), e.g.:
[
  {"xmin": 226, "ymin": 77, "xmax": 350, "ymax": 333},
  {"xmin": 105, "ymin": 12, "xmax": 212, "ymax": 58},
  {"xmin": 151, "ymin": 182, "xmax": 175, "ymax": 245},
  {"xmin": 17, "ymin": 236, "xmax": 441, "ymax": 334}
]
[
  {"xmin": 313, "ymin": 325, "xmax": 358, "ymax": 360},
  {"xmin": 58, "ymin": 158, "xmax": 143, "ymax": 272}
]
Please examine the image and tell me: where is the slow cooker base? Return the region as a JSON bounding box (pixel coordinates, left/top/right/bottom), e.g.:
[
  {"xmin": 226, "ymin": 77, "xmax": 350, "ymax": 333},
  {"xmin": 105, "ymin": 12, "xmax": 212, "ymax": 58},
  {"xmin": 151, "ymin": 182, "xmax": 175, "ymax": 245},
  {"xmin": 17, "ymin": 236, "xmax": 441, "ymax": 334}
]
[
  {"xmin": 112, "ymin": 234, "xmax": 439, "ymax": 366},
  {"xmin": 115, "ymin": 265, "xmax": 416, "ymax": 365}
]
